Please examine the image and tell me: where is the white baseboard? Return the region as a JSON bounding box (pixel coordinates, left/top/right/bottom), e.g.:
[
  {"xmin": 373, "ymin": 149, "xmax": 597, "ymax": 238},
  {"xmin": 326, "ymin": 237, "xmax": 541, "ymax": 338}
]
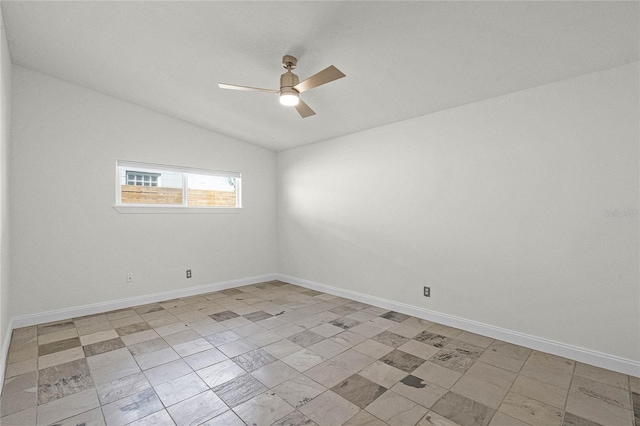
[
  {"xmin": 0, "ymin": 317, "xmax": 14, "ymax": 396},
  {"xmin": 1, "ymin": 273, "xmax": 277, "ymax": 395},
  {"xmin": 277, "ymin": 273, "xmax": 640, "ymax": 378},
  {"xmin": 2, "ymin": 271, "xmax": 637, "ymax": 390},
  {"xmin": 10, "ymin": 274, "xmax": 277, "ymax": 329}
]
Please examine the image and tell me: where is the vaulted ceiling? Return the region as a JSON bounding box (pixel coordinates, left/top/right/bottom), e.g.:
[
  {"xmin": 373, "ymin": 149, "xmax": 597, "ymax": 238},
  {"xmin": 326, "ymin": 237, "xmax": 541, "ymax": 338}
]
[{"xmin": 2, "ymin": 1, "xmax": 638, "ymax": 151}]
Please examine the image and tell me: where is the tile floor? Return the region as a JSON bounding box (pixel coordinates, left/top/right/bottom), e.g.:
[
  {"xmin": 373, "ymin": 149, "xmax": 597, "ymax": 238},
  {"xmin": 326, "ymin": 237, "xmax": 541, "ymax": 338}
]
[{"xmin": 0, "ymin": 280, "xmax": 638, "ymax": 426}]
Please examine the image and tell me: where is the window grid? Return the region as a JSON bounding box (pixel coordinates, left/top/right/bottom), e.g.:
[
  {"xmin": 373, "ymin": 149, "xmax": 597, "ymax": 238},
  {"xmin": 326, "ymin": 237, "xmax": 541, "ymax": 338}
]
[{"xmin": 126, "ymin": 172, "xmax": 159, "ymax": 187}]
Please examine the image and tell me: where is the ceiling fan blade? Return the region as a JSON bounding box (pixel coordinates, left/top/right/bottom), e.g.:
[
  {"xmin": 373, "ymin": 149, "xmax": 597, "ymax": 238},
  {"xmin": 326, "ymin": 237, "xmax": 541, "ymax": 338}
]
[
  {"xmin": 294, "ymin": 65, "xmax": 346, "ymax": 93},
  {"xmin": 294, "ymin": 99, "xmax": 316, "ymax": 118},
  {"xmin": 218, "ymin": 83, "xmax": 279, "ymax": 94}
]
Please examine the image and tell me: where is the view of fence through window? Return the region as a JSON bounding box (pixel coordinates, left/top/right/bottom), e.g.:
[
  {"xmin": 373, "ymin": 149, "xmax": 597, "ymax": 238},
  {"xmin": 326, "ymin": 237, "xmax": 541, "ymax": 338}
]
[{"xmin": 117, "ymin": 161, "xmax": 240, "ymax": 208}]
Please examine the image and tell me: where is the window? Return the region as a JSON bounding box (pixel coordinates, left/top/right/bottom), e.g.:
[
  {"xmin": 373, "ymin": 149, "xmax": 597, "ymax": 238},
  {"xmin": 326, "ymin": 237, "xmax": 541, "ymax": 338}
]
[
  {"xmin": 126, "ymin": 171, "xmax": 160, "ymax": 187},
  {"xmin": 115, "ymin": 161, "xmax": 241, "ymax": 212}
]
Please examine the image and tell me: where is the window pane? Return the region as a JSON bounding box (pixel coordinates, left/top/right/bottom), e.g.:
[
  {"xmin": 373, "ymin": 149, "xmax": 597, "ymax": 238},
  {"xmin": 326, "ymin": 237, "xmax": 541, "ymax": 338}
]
[
  {"xmin": 187, "ymin": 174, "xmax": 237, "ymax": 207},
  {"xmin": 121, "ymin": 170, "xmax": 182, "ymax": 205}
]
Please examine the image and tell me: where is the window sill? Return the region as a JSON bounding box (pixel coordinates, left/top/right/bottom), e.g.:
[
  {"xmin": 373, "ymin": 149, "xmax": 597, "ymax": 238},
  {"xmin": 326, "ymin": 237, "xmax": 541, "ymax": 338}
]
[{"xmin": 113, "ymin": 206, "xmax": 242, "ymax": 214}]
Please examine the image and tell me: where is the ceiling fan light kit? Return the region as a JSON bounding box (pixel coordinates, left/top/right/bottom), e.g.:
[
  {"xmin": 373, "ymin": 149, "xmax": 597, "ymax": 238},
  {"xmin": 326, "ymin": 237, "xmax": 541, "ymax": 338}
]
[{"xmin": 219, "ymin": 55, "xmax": 345, "ymax": 118}]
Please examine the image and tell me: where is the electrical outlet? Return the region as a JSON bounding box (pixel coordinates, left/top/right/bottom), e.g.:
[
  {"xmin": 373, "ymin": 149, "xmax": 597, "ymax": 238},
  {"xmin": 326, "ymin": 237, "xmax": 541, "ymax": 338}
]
[
  {"xmin": 186, "ymin": 270, "xmax": 192, "ymax": 278},
  {"xmin": 423, "ymin": 286, "xmax": 430, "ymax": 297},
  {"xmin": 127, "ymin": 273, "xmax": 134, "ymax": 283}
]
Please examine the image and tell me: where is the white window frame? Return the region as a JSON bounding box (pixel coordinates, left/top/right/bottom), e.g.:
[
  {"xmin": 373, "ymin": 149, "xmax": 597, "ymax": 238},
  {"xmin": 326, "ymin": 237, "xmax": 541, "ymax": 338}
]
[{"xmin": 114, "ymin": 160, "xmax": 242, "ymax": 214}]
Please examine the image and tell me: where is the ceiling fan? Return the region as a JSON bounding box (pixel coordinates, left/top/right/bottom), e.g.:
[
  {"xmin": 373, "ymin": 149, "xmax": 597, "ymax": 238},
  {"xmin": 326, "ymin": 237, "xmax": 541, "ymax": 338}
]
[{"xmin": 218, "ymin": 55, "xmax": 346, "ymax": 118}]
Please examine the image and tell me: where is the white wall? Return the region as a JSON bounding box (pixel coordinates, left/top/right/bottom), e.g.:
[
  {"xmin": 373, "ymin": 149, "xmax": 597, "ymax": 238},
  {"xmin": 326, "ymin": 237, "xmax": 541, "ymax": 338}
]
[
  {"xmin": 278, "ymin": 63, "xmax": 639, "ymax": 364},
  {"xmin": 10, "ymin": 66, "xmax": 277, "ymax": 317},
  {"xmin": 0, "ymin": 6, "xmax": 13, "ymax": 380}
]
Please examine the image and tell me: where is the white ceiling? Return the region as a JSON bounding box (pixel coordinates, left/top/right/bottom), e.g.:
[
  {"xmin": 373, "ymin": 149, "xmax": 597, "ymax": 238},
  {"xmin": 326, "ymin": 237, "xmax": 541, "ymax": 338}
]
[{"xmin": 2, "ymin": 1, "xmax": 638, "ymax": 151}]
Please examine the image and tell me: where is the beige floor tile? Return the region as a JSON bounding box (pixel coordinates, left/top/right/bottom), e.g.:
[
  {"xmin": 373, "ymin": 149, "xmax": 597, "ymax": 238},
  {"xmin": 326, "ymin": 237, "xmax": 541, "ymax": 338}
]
[
  {"xmin": 397, "ymin": 339, "xmax": 440, "ymax": 360},
  {"xmin": 172, "ymin": 337, "xmax": 213, "ymax": 357},
  {"xmin": 50, "ymin": 407, "xmax": 105, "ymax": 426},
  {"xmin": 134, "ymin": 347, "xmax": 181, "ymax": 370},
  {"xmin": 272, "ymin": 374, "xmax": 326, "ymax": 408},
  {"xmin": 430, "ymin": 391, "xmax": 495, "ymax": 426},
  {"xmin": 388, "ymin": 323, "xmax": 422, "ymax": 339},
  {"xmin": 519, "ymin": 351, "xmax": 574, "ymax": 389},
  {"xmin": 198, "ymin": 409, "xmax": 244, "ymax": 425},
  {"xmin": 488, "ymin": 411, "xmax": 529, "ymax": 426},
  {"xmin": 418, "ymin": 411, "xmax": 461, "ymax": 426},
  {"xmin": 282, "ymin": 349, "xmax": 326, "ymax": 372},
  {"xmin": 0, "ymin": 373, "xmax": 37, "ymax": 417},
  {"xmin": 565, "ymin": 375, "xmax": 633, "ymax": 426},
  {"xmin": 79, "ymin": 329, "xmax": 119, "ymax": 346},
  {"xmin": 451, "ymin": 375, "xmax": 508, "ymax": 409},
  {"xmin": 246, "ymin": 330, "xmax": 283, "ymax": 347},
  {"xmin": 352, "ymin": 339, "xmax": 393, "ymax": 359},
  {"xmin": 310, "ymin": 323, "xmax": 344, "ymax": 338},
  {"xmin": 412, "ymin": 361, "xmax": 463, "ymax": 389},
  {"xmin": 308, "ymin": 338, "xmax": 350, "ymax": 359},
  {"xmin": 252, "ymin": 360, "xmax": 300, "ymax": 388},
  {"xmin": 464, "ymin": 361, "xmax": 517, "ymax": 390},
  {"xmin": 148, "ymin": 315, "xmax": 181, "ymax": 330},
  {"xmin": 38, "ymin": 346, "xmax": 85, "ymax": 370},
  {"xmin": 0, "ymin": 407, "xmax": 37, "ymax": 425},
  {"xmin": 518, "ymin": 352, "xmax": 574, "ymax": 389},
  {"xmin": 153, "ymin": 372, "xmax": 208, "ymax": 407},
  {"xmin": 498, "ymin": 392, "xmax": 563, "ymax": 426},
  {"xmin": 574, "ymin": 362, "xmax": 629, "ymax": 390},
  {"xmin": 110, "ymin": 315, "xmax": 145, "ymax": 329},
  {"xmin": 365, "ymin": 390, "xmax": 428, "ymax": 426},
  {"xmin": 349, "ymin": 322, "xmax": 385, "ymax": 339},
  {"xmin": 359, "ymin": 361, "xmax": 407, "ymax": 389},
  {"xmin": 4, "ymin": 358, "xmax": 37, "ymax": 378},
  {"xmin": 299, "ymin": 390, "xmax": 359, "ymax": 426},
  {"xmin": 402, "ymin": 317, "xmax": 435, "ymax": 330},
  {"xmin": 101, "ymin": 388, "xmax": 163, "ymax": 426},
  {"xmin": 477, "ymin": 351, "xmax": 526, "ymax": 374},
  {"xmin": 217, "ymin": 338, "xmax": 258, "ymax": 358},
  {"xmin": 106, "ymin": 310, "xmax": 138, "ymax": 321},
  {"xmin": 305, "ymin": 361, "xmax": 354, "ymax": 388},
  {"xmin": 455, "ymin": 332, "xmax": 494, "ymax": 349},
  {"xmin": 427, "ymin": 324, "xmax": 463, "ymax": 338},
  {"xmin": 96, "ymin": 371, "xmax": 151, "ymax": 405},
  {"xmin": 127, "ymin": 409, "xmax": 176, "ymax": 426},
  {"xmin": 120, "ymin": 329, "xmax": 160, "ymax": 346},
  {"xmin": 196, "ymin": 359, "xmax": 245, "ymax": 388},
  {"xmin": 344, "ymin": 410, "xmax": 387, "ymax": 426},
  {"xmin": 181, "ymin": 348, "xmax": 226, "ymax": 371},
  {"xmin": 271, "ymin": 324, "xmax": 306, "ymax": 338},
  {"xmin": 38, "ymin": 328, "xmax": 79, "ymax": 346},
  {"xmin": 76, "ymin": 321, "xmax": 115, "ymax": 337},
  {"xmin": 347, "ymin": 311, "xmax": 377, "ymax": 324},
  {"xmin": 189, "ymin": 321, "xmax": 226, "ymax": 337},
  {"xmin": 86, "ymin": 348, "xmax": 140, "ymax": 385},
  {"xmin": 163, "ymin": 329, "xmax": 200, "ymax": 346},
  {"xmin": 510, "ymin": 374, "xmax": 567, "ymax": 409},
  {"xmin": 232, "ymin": 322, "xmax": 267, "ymax": 338},
  {"xmin": 144, "ymin": 359, "xmax": 192, "ymax": 387},
  {"xmin": 330, "ymin": 331, "xmax": 367, "ymax": 348},
  {"xmin": 262, "ymin": 339, "xmax": 304, "ymax": 359},
  {"xmin": 7, "ymin": 346, "xmax": 37, "ymax": 364},
  {"xmin": 331, "ymin": 349, "xmax": 376, "ymax": 373},
  {"xmin": 391, "ymin": 375, "xmax": 448, "ymax": 408},
  {"xmin": 36, "ymin": 388, "xmax": 100, "ymax": 426},
  {"xmin": 234, "ymin": 392, "xmax": 295, "ymax": 426}
]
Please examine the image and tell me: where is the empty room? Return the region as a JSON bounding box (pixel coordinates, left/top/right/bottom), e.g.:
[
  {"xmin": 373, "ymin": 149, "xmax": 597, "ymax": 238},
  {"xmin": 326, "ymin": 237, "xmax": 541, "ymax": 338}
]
[{"xmin": 0, "ymin": 1, "xmax": 638, "ymax": 425}]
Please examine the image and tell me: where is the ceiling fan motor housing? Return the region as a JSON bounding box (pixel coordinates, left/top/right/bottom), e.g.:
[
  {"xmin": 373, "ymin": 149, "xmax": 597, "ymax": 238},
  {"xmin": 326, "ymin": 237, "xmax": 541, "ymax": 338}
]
[{"xmin": 280, "ymin": 71, "xmax": 300, "ymax": 96}]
